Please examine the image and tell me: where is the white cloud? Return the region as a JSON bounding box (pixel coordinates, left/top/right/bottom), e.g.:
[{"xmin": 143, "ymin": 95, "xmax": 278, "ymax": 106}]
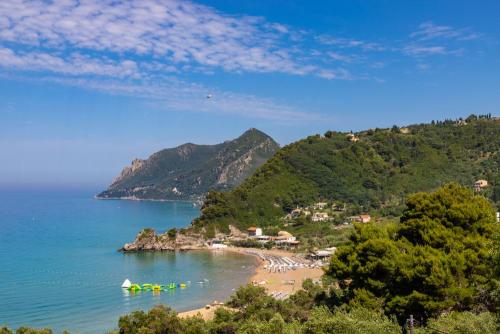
[
  {"xmin": 317, "ymin": 68, "xmax": 352, "ymax": 80},
  {"xmin": 0, "ymin": 1, "xmax": 488, "ymax": 119},
  {"xmin": 410, "ymin": 22, "xmax": 479, "ymax": 41},
  {"xmin": 0, "ymin": 47, "xmax": 140, "ymax": 77},
  {"xmin": 327, "ymin": 52, "xmax": 358, "ymax": 63},
  {"xmin": 19, "ymin": 74, "xmax": 320, "ymax": 122},
  {"xmin": 316, "ymin": 35, "xmax": 386, "ymax": 52},
  {"xmin": 0, "ymin": 0, "xmax": 314, "ymax": 75},
  {"xmin": 404, "ymin": 22, "xmax": 480, "ymax": 58},
  {"xmin": 403, "ymin": 45, "xmax": 447, "ymax": 56}
]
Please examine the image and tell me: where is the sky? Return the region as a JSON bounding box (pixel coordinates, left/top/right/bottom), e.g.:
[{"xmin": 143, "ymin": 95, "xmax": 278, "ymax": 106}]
[{"xmin": 0, "ymin": 0, "xmax": 499, "ymax": 188}]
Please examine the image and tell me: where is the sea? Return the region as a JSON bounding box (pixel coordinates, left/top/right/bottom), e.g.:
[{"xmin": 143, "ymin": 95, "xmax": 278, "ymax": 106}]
[{"xmin": 0, "ymin": 188, "xmax": 258, "ymax": 333}]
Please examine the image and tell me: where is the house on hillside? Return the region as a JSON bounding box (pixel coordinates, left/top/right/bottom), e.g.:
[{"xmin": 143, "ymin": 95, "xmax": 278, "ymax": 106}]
[
  {"xmin": 256, "ymin": 235, "xmax": 271, "ymax": 243},
  {"xmin": 347, "ymin": 133, "xmax": 359, "ymax": 142},
  {"xmin": 312, "ymin": 212, "xmax": 329, "ymax": 222},
  {"xmin": 247, "ymin": 227, "xmax": 263, "ymax": 237},
  {"xmin": 275, "ymin": 231, "xmax": 299, "ymax": 249},
  {"xmin": 400, "ymin": 127, "xmax": 410, "ymax": 134},
  {"xmin": 474, "ymin": 180, "xmax": 488, "ymax": 192},
  {"xmin": 312, "ymin": 202, "xmax": 328, "ymax": 210},
  {"xmin": 291, "ymin": 208, "xmax": 303, "ymax": 218},
  {"xmin": 310, "ymin": 247, "xmax": 337, "ymax": 260},
  {"xmin": 349, "ymin": 215, "xmax": 371, "ymax": 223}
]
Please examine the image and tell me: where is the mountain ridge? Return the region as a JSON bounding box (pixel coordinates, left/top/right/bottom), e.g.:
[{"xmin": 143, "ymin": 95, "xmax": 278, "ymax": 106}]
[
  {"xmin": 97, "ymin": 128, "xmax": 280, "ymax": 200},
  {"xmin": 194, "ymin": 116, "xmax": 500, "ymax": 233}
]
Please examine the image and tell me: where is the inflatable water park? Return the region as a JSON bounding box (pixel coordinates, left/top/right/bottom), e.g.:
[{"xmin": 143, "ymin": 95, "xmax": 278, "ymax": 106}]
[{"xmin": 121, "ymin": 278, "xmax": 198, "ymax": 292}]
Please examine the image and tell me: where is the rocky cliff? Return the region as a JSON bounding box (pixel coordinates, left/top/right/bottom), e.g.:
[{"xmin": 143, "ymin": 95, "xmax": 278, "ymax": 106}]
[
  {"xmin": 120, "ymin": 228, "xmax": 205, "ymax": 252},
  {"xmin": 97, "ymin": 128, "xmax": 279, "ymax": 200}
]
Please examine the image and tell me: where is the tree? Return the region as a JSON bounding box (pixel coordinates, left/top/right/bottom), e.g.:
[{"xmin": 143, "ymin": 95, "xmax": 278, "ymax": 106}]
[
  {"xmin": 303, "ymin": 307, "xmax": 401, "ymax": 334},
  {"xmin": 117, "ymin": 305, "xmax": 182, "ymax": 334},
  {"xmin": 416, "ymin": 311, "xmax": 497, "ymax": 334},
  {"xmin": 327, "ymin": 184, "xmax": 498, "ymax": 321},
  {"xmin": 167, "ymin": 228, "xmax": 177, "ymax": 239},
  {"xmin": 15, "ymin": 329, "xmax": 52, "ymax": 334}
]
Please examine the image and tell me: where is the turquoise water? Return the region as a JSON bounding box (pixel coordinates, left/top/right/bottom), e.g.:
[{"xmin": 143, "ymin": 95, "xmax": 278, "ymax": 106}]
[{"xmin": 0, "ymin": 189, "xmax": 257, "ymax": 333}]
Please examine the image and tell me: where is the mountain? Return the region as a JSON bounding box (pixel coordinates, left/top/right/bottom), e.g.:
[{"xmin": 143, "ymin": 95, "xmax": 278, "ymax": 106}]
[
  {"xmin": 97, "ymin": 128, "xmax": 280, "ymax": 200},
  {"xmin": 194, "ymin": 116, "xmax": 499, "ymax": 232}
]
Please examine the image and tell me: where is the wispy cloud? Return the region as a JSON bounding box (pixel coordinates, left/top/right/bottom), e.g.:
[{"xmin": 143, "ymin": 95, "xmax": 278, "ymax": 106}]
[
  {"xmin": 0, "ymin": 1, "xmax": 487, "ymax": 119},
  {"xmin": 316, "ymin": 35, "xmax": 386, "ymax": 52},
  {"xmin": 0, "ymin": 0, "xmax": 314, "ymax": 76},
  {"xmin": 403, "ymin": 21, "xmax": 479, "ymax": 58},
  {"xmin": 0, "ymin": 0, "xmax": 338, "ymax": 121},
  {"xmin": 0, "ymin": 47, "xmax": 140, "ymax": 77},
  {"xmin": 48, "ymin": 76, "xmax": 322, "ymax": 122},
  {"xmin": 403, "ymin": 45, "xmax": 447, "ymax": 56},
  {"xmin": 410, "ymin": 22, "xmax": 480, "ymax": 41}
]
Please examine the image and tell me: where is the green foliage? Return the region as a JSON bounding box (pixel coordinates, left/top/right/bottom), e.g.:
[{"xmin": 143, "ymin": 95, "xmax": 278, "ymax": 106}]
[
  {"xmin": 415, "ymin": 311, "xmax": 497, "ymax": 334},
  {"xmin": 167, "ymin": 228, "xmax": 177, "ymax": 239},
  {"xmin": 5, "ymin": 282, "xmax": 497, "ymax": 334},
  {"xmin": 197, "ymin": 118, "xmax": 500, "ymax": 236},
  {"xmin": 15, "ymin": 328, "xmax": 52, "ymax": 334},
  {"xmin": 303, "ymin": 307, "xmax": 401, "ymax": 334},
  {"xmin": 230, "ymin": 239, "xmax": 265, "ymax": 249},
  {"xmin": 327, "ymin": 184, "xmax": 498, "ymax": 321},
  {"xmin": 115, "ymin": 306, "xmax": 213, "ymax": 334},
  {"xmin": 98, "ymin": 129, "xmax": 279, "ymax": 200}
]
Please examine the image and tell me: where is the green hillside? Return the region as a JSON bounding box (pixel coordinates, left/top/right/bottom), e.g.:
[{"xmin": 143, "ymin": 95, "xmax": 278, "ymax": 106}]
[
  {"xmin": 194, "ymin": 116, "xmax": 499, "ymax": 233},
  {"xmin": 97, "ymin": 128, "xmax": 279, "ymax": 200}
]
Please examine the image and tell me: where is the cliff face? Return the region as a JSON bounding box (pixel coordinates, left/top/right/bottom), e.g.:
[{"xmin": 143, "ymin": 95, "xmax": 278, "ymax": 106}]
[
  {"xmin": 121, "ymin": 229, "xmax": 205, "ymax": 252},
  {"xmin": 97, "ymin": 128, "xmax": 279, "ymax": 200}
]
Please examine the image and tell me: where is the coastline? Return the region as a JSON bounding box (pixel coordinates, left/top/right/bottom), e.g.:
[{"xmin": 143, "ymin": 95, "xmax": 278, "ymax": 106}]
[
  {"xmin": 178, "ymin": 247, "xmax": 324, "ymax": 320},
  {"xmin": 94, "ymin": 195, "xmax": 197, "ymax": 204}
]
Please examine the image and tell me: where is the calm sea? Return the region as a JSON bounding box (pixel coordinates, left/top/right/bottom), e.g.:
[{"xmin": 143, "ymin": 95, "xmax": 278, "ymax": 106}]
[{"xmin": 0, "ymin": 188, "xmax": 257, "ymax": 333}]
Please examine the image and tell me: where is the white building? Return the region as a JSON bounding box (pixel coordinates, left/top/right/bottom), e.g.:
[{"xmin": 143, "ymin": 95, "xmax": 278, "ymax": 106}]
[
  {"xmin": 247, "ymin": 227, "xmax": 263, "ymax": 237},
  {"xmin": 312, "ymin": 212, "xmax": 329, "ymax": 222},
  {"xmin": 474, "ymin": 180, "xmax": 488, "ymax": 192},
  {"xmin": 275, "ymin": 231, "xmax": 296, "ymax": 243}
]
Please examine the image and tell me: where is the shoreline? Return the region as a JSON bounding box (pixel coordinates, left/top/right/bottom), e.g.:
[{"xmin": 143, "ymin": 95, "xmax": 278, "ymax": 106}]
[
  {"xmin": 94, "ymin": 195, "xmax": 197, "ymax": 204},
  {"xmin": 178, "ymin": 247, "xmax": 324, "ymax": 320}
]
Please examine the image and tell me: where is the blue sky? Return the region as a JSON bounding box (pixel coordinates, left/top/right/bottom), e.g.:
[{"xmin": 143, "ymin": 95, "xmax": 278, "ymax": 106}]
[{"xmin": 0, "ymin": 0, "xmax": 499, "ymax": 188}]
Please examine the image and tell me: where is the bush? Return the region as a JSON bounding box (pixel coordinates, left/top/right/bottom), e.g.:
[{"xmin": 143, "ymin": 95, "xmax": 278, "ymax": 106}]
[
  {"xmin": 416, "ymin": 311, "xmax": 497, "ymax": 334},
  {"xmin": 303, "ymin": 307, "xmax": 401, "ymax": 334}
]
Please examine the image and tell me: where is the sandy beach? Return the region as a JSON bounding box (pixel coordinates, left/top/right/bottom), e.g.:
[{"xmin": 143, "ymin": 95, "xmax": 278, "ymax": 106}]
[{"xmin": 178, "ymin": 247, "xmax": 324, "ymax": 320}]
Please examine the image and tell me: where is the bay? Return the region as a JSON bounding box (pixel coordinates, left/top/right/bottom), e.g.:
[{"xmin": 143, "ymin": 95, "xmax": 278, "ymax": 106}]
[{"xmin": 0, "ymin": 188, "xmax": 257, "ymax": 333}]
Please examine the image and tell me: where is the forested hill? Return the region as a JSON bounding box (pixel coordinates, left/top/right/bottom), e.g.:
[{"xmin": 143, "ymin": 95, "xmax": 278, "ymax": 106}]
[
  {"xmin": 97, "ymin": 128, "xmax": 279, "ymax": 200},
  {"xmin": 195, "ymin": 116, "xmax": 499, "ymax": 231}
]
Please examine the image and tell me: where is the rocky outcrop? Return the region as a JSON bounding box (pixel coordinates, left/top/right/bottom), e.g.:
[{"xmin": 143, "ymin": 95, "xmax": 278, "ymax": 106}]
[
  {"xmin": 97, "ymin": 128, "xmax": 279, "ymax": 201},
  {"xmin": 120, "ymin": 228, "xmax": 206, "ymax": 252}
]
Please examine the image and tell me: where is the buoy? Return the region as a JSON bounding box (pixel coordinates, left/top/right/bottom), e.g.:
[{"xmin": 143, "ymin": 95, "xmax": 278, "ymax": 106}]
[{"xmin": 121, "ymin": 279, "xmax": 131, "ymax": 288}]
